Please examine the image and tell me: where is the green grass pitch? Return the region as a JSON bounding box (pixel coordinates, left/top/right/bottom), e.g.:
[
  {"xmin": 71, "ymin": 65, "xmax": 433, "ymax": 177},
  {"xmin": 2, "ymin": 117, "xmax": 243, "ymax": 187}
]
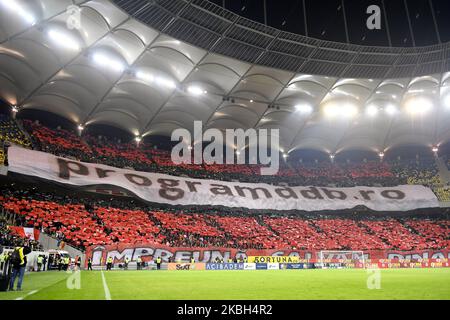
[{"xmin": 1, "ymin": 269, "xmax": 449, "ymax": 300}]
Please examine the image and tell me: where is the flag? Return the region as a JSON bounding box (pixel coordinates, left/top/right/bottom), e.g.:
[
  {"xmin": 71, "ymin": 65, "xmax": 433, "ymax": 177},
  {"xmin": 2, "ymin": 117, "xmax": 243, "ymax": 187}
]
[{"xmin": 8, "ymin": 226, "xmax": 40, "ymax": 241}]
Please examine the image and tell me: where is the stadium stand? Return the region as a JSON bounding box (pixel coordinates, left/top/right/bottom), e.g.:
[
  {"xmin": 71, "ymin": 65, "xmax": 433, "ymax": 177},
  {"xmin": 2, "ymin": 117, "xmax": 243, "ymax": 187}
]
[
  {"xmin": 0, "ymin": 216, "xmax": 41, "ymax": 250},
  {"xmin": 0, "ymin": 144, "xmax": 4, "ymax": 166},
  {"xmin": 16, "ymin": 119, "xmax": 450, "ymax": 201},
  {"xmin": 0, "ymin": 185, "xmax": 448, "ymax": 252},
  {"xmin": 0, "ymin": 114, "xmax": 31, "ymax": 149}
]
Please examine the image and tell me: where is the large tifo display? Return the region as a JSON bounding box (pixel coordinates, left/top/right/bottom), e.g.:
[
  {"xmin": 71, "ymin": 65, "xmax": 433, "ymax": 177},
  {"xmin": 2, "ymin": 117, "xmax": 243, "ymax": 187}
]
[
  {"xmin": 8, "ymin": 146, "xmax": 439, "ymax": 211},
  {"xmin": 85, "ymin": 242, "xmax": 450, "ymax": 266}
]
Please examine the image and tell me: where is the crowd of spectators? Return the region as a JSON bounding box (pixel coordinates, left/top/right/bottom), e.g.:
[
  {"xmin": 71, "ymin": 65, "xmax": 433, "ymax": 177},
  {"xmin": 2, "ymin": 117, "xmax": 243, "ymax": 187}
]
[
  {"xmin": 0, "ymin": 216, "xmax": 42, "ymax": 250},
  {"xmin": 0, "ymin": 185, "xmax": 448, "ymax": 252},
  {"xmin": 0, "ymin": 115, "xmax": 31, "ymax": 149},
  {"xmin": 20, "ymin": 120, "xmax": 447, "ymax": 185},
  {"xmin": 0, "ymin": 116, "xmax": 449, "ymax": 254},
  {"xmin": 18, "ymin": 119, "xmax": 450, "ymax": 201}
]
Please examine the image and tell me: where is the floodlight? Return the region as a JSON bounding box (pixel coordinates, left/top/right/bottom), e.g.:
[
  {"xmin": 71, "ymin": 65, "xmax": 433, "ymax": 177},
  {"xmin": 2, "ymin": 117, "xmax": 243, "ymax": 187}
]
[
  {"xmin": 443, "ymin": 94, "xmax": 450, "ymax": 110},
  {"xmin": 295, "ymin": 103, "xmax": 313, "ymax": 115},
  {"xmin": 323, "ymin": 103, "xmax": 340, "ymax": 118},
  {"xmin": 187, "ymin": 86, "xmax": 204, "ymax": 96},
  {"xmin": 404, "ymin": 97, "xmax": 433, "ymax": 115},
  {"xmin": 384, "ymin": 104, "xmax": 398, "ymax": 116},
  {"xmin": 366, "ymin": 104, "xmax": 379, "ymax": 117}
]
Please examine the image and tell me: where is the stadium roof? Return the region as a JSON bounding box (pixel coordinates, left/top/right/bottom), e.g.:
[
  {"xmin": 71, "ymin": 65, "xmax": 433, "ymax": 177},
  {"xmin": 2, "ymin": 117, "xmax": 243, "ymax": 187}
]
[{"xmin": 0, "ymin": 0, "xmax": 450, "ymax": 155}]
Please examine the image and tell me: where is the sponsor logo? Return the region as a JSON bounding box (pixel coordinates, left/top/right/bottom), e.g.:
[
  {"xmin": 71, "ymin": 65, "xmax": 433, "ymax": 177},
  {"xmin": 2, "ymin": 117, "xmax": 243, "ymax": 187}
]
[
  {"xmin": 168, "ymin": 263, "xmax": 205, "ymax": 270},
  {"xmin": 267, "ymin": 263, "xmax": 279, "ymax": 270},
  {"xmin": 285, "ymin": 263, "xmax": 304, "ymax": 269},
  {"xmin": 249, "ymin": 256, "xmax": 300, "ymax": 263},
  {"xmin": 255, "ymin": 263, "xmax": 268, "ymax": 270},
  {"xmin": 206, "ymin": 263, "xmax": 244, "ymax": 270},
  {"xmin": 243, "ymin": 263, "xmax": 256, "ymax": 270}
]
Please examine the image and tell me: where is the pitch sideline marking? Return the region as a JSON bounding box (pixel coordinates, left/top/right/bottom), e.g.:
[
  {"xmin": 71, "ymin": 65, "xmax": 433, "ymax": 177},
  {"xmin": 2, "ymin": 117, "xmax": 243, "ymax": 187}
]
[
  {"xmin": 100, "ymin": 270, "xmax": 112, "ymax": 300},
  {"xmin": 15, "ymin": 289, "xmax": 39, "ymax": 300}
]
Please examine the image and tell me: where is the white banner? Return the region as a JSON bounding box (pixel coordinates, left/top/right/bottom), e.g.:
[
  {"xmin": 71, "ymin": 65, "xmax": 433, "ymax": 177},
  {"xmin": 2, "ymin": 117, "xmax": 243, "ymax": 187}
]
[{"xmin": 7, "ymin": 146, "xmax": 439, "ymax": 212}]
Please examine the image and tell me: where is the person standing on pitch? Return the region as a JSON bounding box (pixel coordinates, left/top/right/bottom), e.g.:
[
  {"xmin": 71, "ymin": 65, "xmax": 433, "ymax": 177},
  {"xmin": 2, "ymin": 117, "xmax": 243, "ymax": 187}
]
[
  {"xmin": 87, "ymin": 258, "xmax": 92, "ymax": 270},
  {"xmin": 156, "ymin": 256, "xmax": 162, "ymax": 270},
  {"xmin": 124, "ymin": 256, "xmax": 130, "ymax": 270},
  {"xmin": 64, "ymin": 256, "xmax": 70, "ymax": 271},
  {"xmin": 136, "ymin": 256, "xmax": 142, "ymax": 270},
  {"xmin": 106, "ymin": 256, "xmax": 113, "ymax": 271},
  {"xmin": 0, "ymin": 251, "xmax": 5, "ymax": 271},
  {"xmin": 9, "ymin": 243, "xmax": 31, "ymax": 291},
  {"xmin": 190, "ymin": 257, "xmax": 195, "ymax": 264},
  {"xmin": 37, "ymin": 255, "xmax": 43, "ymax": 272},
  {"xmin": 58, "ymin": 256, "xmax": 63, "ymax": 271}
]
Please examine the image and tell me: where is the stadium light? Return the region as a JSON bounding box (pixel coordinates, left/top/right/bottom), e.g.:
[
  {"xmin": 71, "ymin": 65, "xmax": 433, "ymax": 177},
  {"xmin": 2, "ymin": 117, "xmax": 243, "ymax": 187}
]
[
  {"xmin": 384, "ymin": 104, "xmax": 398, "ymax": 116},
  {"xmin": 187, "ymin": 86, "xmax": 204, "ymax": 96},
  {"xmin": 47, "ymin": 29, "xmax": 80, "ymax": 51},
  {"xmin": 92, "ymin": 52, "xmax": 125, "ymax": 73},
  {"xmin": 366, "ymin": 104, "xmax": 379, "ymax": 117},
  {"xmin": 235, "ymin": 150, "xmax": 241, "ymax": 156},
  {"xmin": 77, "ymin": 124, "xmax": 84, "ymax": 131},
  {"xmin": 432, "ymin": 146, "xmax": 439, "ymax": 153},
  {"xmin": 135, "ymin": 136, "xmax": 142, "ymax": 143},
  {"xmin": 295, "ymin": 103, "xmax": 313, "ymax": 115},
  {"xmin": 378, "ymin": 152, "xmax": 385, "ymax": 159},
  {"xmin": 11, "ymin": 105, "xmax": 18, "ymax": 113},
  {"xmin": 324, "ymin": 102, "xmax": 358, "ymax": 119},
  {"xmin": 329, "ymin": 154, "xmax": 335, "ymax": 160},
  {"xmin": 443, "ymin": 94, "xmax": 450, "ymax": 110},
  {"xmin": 0, "ymin": 0, "xmax": 36, "ymax": 25},
  {"xmin": 404, "ymin": 97, "xmax": 433, "ymax": 115},
  {"xmin": 283, "ymin": 153, "xmax": 288, "ymax": 159}
]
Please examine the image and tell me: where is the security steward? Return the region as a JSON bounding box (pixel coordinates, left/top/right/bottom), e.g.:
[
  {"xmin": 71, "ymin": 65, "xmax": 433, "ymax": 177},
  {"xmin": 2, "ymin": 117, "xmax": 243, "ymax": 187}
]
[
  {"xmin": 136, "ymin": 256, "xmax": 142, "ymax": 270},
  {"xmin": 37, "ymin": 255, "xmax": 44, "ymax": 272},
  {"xmin": 106, "ymin": 256, "xmax": 113, "ymax": 271},
  {"xmin": 190, "ymin": 257, "xmax": 195, "ymax": 264},
  {"xmin": 156, "ymin": 256, "xmax": 162, "ymax": 270},
  {"xmin": 64, "ymin": 256, "xmax": 70, "ymax": 271},
  {"xmin": 0, "ymin": 251, "xmax": 6, "ymax": 271},
  {"xmin": 124, "ymin": 256, "xmax": 130, "ymax": 270}
]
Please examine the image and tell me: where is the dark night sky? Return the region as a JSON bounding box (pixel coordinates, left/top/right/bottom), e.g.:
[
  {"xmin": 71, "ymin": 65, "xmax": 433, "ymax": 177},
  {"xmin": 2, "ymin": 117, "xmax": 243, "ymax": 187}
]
[{"xmin": 208, "ymin": 0, "xmax": 450, "ymax": 47}]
